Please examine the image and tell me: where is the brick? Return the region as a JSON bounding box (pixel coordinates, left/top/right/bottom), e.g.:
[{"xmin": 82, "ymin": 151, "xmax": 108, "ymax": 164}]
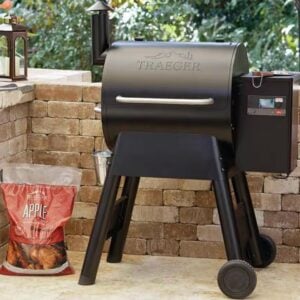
[
  {"xmin": 213, "ymin": 209, "xmax": 264, "ymax": 227},
  {"xmin": 0, "ymin": 225, "xmax": 8, "ymax": 245},
  {"xmin": 81, "ymin": 169, "xmax": 97, "ymax": 186},
  {"xmin": 251, "ymin": 193, "xmax": 261, "ymax": 209},
  {"xmin": 163, "ymin": 190, "xmax": 195, "ymax": 207},
  {"xmin": 128, "ymin": 222, "xmax": 164, "ymax": 239},
  {"xmin": 0, "ymin": 122, "xmax": 11, "ymax": 142},
  {"xmin": 48, "ymin": 135, "xmax": 94, "ymax": 152},
  {"xmin": 135, "ymin": 189, "xmax": 163, "ymax": 206},
  {"xmin": 81, "ymin": 219, "xmax": 95, "ymax": 235},
  {"xmin": 32, "ymin": 151, "xmax": 80, "ymax": 167},
  {"xmin": 9, "ymin": 151, "xmax": 32, "ymax": 164},
  {"xmin": 197, "ymin": 225, "xmax": 223, "ymax": 242},
  {"xmin": 247, "ymin": 175, "xmax": 264, "ymax": 193},
  {"xmin": 80, "ymin": 153, "xmax": 95, "ymax": 169},
  {"xmin": 82, "ymin": 84, "xmax": 102, "ymax": 103},
  {"xmin": 213, "ymin": 209, "xmax": 220, "ymax": 225},
  {"xmin": 0, "ymin": 211, "xmax": 8, "ymax": 228},
  {"xmin": 20, "ymin": 91, "xmax": 35, "ymax": 104},
  {"xmin": 65, "ymin": 219, "xmax": 83, "ymax": 235},
  {"xmin": 35, "ymin": 83, "xmax": 82, "ymax": 102},
  {"xmin": 124, "ymin": 238, "xmax": 147, "ymax": 255},
  {"xmin": 9, "ymin": 134, "xmax": 27, "ymax": 155},
  {"xmin": 260, "ymin": 228, "xmax": 282, "ymax": 244},
  {"xmin": 180, "ymin": 207, "xmax": 213, "ymax": 224},
  {"xmin": 48, "ymin": 101, "xmax": 95, "ymax": 119},
  {"xmin": 164, "ymin": 223, "xmax": 197, "ymax": 240},
  {"xmin": 180, "ymin": 241, "xmax": 226, "ymax": 259},
  {"xmin": 0, "ymin": 108, "xmax": 10, "ymax": 124},
  {"xmin": 29, "ymin": 100, "xmax": 48, "ymax": 117},
  {"xmin": 65, "ymin": 235, "xmax": 89, "ymax": 252},
  {"xmin": 282, "ymin": 194, "xmax": 300, "ymax": 212},
  {"xmin": 0, "ymin": 244, "xmax": 7, "ymax": 262},
  {"xmin": 252, "ymin": 193, "xmax": 281, "ymax": 211},
  {"xmin": 26, "ymin": 150, "xmax": 33, "ymax": 163},
  {"xmin": 147, "ymin": 239, "xmax": 179, "ymax": 256},
  {"xmin": 80, "ymin": 120, "xmax": 102, "ymax": 136},
  {"xmin": 72, "ymin": 202, "xmax": 97, "ymax": 219},
  {"xmin": 290, "ymin": 166, "xmax": 300, "ymax": 177},
  {"xmin": 264, "ymin": 176, "xmax": 299, "ymax": 194},
  {"xmin": 283, "ymin": 229, "xmax": 300, "ymax": 246},
  {"xmin": 194, "ymin": 191, "xmax": 216, "ymax": 207},
  {"xmin": 139, "ymin": 178, "xmax": 181, "ymax": 190},
  {"xmin": 261, "ymin": 194, "xmax": 281, "ymax": 211},
  {"xmin": 132, "ymin": 206, "xmax": 178, "ymax": 223},
  {"xmin": 275, "ymin": 245, "xmax": 299, "ymax": 263},
  {"xmin": 180, "ymin": 180, "xmax": 211, "ymax": 191},
  {"xmin": 264, "ymin": 211, "xmax": 298, "ymax": 229},
  {"xmin": 10, "ymin": 103, "xmax": 28, "ymax": 121},
  {"xmin": 0, "ymin": 141, "xmax": 9, "ymax": 160},
  {"xmin": 0, "ymin": 196, "xmax": 5, "ymax": 212},
  {"xmin": 95, "ymin": 137, "xmax": 106, "ymax": 151},
  {"xmin": 12, "ymin": 118, "xmax": 27, "ymax": 136},
  {"xmin": 32, "ymin": 118, "xmax": 79, "ymax": 135},
  {"xmin": 79, "ymin": 186, "xmax": 101, "ymax": 203},
  {"xmin": 27, "ymin": 134, "xmax": 48, "ymax": 150},
  {"xmin": 254, "ymin": 210, "xmax": 264, "ymax": 227}
]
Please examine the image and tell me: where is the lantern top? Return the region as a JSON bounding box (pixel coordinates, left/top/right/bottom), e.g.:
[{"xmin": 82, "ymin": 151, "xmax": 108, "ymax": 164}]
[
  {"xmin": 87, "ymin": 1, "xmax": 113, "ymax": 12},
  {"xmin": 0, "ymin": 15, "xmax": 26, "ymax": 32}
]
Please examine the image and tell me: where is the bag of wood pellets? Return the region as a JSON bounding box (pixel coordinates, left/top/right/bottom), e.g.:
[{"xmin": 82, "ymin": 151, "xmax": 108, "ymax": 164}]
[{"xmin": 0, "ymin": 163, "xmax": 81, "ymax": 276}]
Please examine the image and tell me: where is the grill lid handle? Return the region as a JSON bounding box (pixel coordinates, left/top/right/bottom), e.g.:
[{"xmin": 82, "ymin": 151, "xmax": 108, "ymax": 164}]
[{"xmin": 116, "ymin": 96, "xmax": 214, "ymax": 106}]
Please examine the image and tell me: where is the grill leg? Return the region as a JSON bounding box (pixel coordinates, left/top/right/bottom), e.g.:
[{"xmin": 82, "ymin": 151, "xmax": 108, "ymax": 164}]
[
  {"xmin": 79, "ymin": 171, "xmax": 121, "ymax": 285},
  {"xmin": 107, "ymin": 176, "xmax": 140, "ymax": 263},
  {"xmin": 213, "ymin": 174, "xmax": 242, "ymax": 260},
  {"xmin": 232, "ymin": 172, "xmax": 263, "ymax": 266}
]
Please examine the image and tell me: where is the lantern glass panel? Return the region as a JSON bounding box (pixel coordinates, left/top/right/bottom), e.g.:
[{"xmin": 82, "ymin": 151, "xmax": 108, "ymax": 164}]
[
  {"xmin": 15, "ymin": 36, "xmax": 25, "ymax": 77},
  {"xmin": 0, "ymin": 36, "xmax": 9, "ymax": 76}
]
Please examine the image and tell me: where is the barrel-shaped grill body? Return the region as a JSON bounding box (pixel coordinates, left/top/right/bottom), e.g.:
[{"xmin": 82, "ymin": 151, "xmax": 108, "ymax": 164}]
[{"xmin": 101, "ymin": 42, "xmax": 249, "ymax": 150}]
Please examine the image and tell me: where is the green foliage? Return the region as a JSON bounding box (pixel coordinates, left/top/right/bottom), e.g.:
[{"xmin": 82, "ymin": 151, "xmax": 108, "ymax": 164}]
[
  {"xmin": 113, "ymin": 0, "xmax": 299, "ymax": 71},
  {"xmin": 112, "ymin": 1, "xmax": 197, "ymax": 41},
  {"xmin": 13, "ymin": 0, "xmax": 95, "ymax": 71},
  {"xmin": 12, "ymin": 0, "xmax": 300, "ymax": 75}
]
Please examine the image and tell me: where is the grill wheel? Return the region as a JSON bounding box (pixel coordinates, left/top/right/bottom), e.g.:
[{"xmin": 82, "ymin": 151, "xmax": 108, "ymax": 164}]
[
  {"xmin": 251, "ymin": 234, "xmax": 277, "ymax": 268},
  {"xmin": 217, "ymin": 259, "xmax": 257, "ymax": 299}
]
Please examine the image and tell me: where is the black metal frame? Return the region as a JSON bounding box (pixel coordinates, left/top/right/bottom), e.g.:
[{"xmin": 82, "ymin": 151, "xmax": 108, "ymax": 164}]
[{"xmin": 79, "ymin": 132, "xmax": 263, "ymax": 285}]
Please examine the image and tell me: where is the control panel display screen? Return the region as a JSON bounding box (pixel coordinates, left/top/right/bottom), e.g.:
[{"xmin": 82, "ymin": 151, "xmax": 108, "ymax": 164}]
[
  {"xmin": 247, "ymin": 95, "xmax": 286, "ymax": 117},
  {"xmin": 259, "ymin": 98, "xmax": 275, "ymax": 109}
]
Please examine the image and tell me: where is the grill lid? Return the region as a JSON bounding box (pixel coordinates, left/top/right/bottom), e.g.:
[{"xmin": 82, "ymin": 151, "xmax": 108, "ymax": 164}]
[{"xmin": 101, "ymin": 42, "xmax": 249, "ymax": 149}]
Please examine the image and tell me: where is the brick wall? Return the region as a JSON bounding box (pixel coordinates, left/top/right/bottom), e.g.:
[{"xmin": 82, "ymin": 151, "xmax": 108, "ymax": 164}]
[
  {"xmin": 1, "ymin": 81, "xmax": 300, "ymax": 263},
  {"xmin": 0, "ymin": 100, "xmax": 33, "ymax": 261}
]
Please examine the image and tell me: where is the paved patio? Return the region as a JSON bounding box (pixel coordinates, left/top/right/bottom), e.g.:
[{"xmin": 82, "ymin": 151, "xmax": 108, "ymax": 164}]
[{"xmin": 0, "ymin": 252, "xmax": 299, "ymax": 299}]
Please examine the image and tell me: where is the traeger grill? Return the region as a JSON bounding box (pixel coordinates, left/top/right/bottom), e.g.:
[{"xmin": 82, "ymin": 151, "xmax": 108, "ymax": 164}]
[{"xmin": 79, "ymin": 2, "xmax": 299, "ymax": 299}]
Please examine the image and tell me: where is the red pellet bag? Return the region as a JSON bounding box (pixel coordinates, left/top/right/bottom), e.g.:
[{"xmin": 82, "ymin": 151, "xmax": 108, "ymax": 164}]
[{"xmin": 0, "ymin": 164, "xmax": 81, "ymax": 276}]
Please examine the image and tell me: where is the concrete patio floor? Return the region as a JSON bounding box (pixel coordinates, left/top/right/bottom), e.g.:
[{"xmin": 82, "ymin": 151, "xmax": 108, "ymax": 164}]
[{"xmin": 0, "ymin": 252, "xmax": 299, "ymax": 300}]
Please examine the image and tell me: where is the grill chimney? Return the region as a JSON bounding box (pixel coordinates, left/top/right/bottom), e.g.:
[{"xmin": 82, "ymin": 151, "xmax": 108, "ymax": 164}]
[{"xmin": 87, "ymin": 1, "xmax": 113, "ymax": 65}]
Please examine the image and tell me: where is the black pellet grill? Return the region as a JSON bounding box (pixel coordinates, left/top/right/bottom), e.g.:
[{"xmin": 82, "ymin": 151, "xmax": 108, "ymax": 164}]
[{"xmin": 79, "ymin": 5, "xmax": 299, "ymax": 299}]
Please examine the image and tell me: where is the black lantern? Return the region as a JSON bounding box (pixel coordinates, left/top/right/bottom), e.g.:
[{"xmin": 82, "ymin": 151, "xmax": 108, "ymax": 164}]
[
  {"xmin": 0, "ymin": 16, "xmax": 28, "ymax": 81},
  {"xmin": 87, "ymin": 1, "xmax": 113, "ymax": 66}
]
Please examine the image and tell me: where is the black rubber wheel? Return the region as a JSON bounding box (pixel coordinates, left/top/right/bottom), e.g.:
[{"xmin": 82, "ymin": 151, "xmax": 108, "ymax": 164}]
[
  {"xmin": 255, "ymin": 234, "xmax": 277, "ymax": 268},
  {"xmin": 217, "ymin": 260, "xmax": 257, "ymax": 299}
]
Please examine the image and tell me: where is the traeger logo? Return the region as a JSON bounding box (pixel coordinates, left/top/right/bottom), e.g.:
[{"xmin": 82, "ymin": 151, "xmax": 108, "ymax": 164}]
[{"xmin": 137, "ymin": 51, "xmax": 201, "ymax": 72}]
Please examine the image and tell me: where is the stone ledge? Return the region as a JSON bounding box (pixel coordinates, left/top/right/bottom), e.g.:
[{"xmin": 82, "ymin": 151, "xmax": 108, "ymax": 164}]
[
  {"xmin": 0, "ymin": 85, "xmax": 34, "ymax": 109},
  {"xmin": 0, "ymin": 68, "xmax": 94, "ymax": 110}
]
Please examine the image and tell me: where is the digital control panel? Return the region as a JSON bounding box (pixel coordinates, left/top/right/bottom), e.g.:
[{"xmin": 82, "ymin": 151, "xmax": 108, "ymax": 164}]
[{"xmin": 247, "ymin": 95, "xmax": 286, "ymax": 116}]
